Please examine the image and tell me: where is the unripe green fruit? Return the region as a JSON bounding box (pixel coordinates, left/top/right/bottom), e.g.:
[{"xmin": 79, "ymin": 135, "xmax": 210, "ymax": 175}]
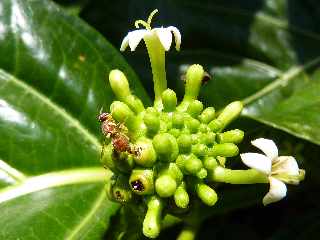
[
  {"xmin": 129, "ymin": 169, "xmax": 154, "ymax": 195},
  {"xmin": 162, "ymin": 89, "xmax": 177, "ymax": 112}
]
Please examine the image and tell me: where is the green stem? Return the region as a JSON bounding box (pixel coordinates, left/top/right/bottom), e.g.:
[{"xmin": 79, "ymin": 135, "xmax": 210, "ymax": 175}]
[
  {"xmin": 144, "ymin": 34, "xmax": 167, "ymax": 109},
  {"xmin": 209, "ymin": 166, "xmax": 268, "ymax": 184}
]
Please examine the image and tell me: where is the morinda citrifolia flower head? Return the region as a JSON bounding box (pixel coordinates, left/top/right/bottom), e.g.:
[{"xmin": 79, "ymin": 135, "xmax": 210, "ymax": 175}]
[{"xmin": 99, "ymin": 10, "xmax": 305, "ymax": 238}]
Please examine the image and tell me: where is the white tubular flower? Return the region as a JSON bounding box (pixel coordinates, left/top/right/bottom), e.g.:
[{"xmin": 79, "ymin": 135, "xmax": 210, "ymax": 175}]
[
  {"xmin": 240, "ymin": 138, "xmax": 305, "ymax": 206},
  {"xmin": 120, "ymin": 9, "xmax": 181, "ymax": 52}
]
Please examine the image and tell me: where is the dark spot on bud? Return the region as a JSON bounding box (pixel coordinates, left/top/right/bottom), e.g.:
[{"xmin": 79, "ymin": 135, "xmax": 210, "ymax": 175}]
[
  {"xmin": 115, "ymin": 190, "xmax": 122, "ymax": 199},
  {"xmin": 180, "ymin": 74, "xmax": 186, "ymax": 83},
  {"xmin": 202, "ymin": 72, "xmax": 212, "ymax": 85},
  {"xmin": 131, "ymin": 180, "xmax": 144, "ymax": 192}
]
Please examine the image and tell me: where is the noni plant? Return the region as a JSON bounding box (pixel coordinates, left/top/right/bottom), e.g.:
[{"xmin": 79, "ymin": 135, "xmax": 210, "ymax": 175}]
[{"xmin": 99, "ymin": 10, "xmax": 305, "ymax": 239}]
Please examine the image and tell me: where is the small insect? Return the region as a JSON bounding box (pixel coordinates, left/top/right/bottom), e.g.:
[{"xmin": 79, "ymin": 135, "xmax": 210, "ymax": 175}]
[
  {"xmin": 180, "ymin": 71, "xmax": 212, "ymax": 85},
  {"xmin": 98, "ymin": 112, "xmax": 139, "ymax": 155}
]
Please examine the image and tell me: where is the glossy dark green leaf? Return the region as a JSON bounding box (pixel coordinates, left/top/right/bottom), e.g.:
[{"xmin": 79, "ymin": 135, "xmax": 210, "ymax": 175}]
[
  {"xmin": 83, "ymin": 0, "xmax": 320, "ymax": 145},
  {"xmin": 0, "ymin": 0, "xmax": 149, "ymax": 238}
]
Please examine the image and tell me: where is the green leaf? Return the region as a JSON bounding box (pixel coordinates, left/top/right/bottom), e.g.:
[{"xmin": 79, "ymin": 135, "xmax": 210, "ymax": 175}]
[
  {"xmin": 83, "ymin": 0, "xmax": 320, "ymax": 145},
  {"xmin": 0, "ymin": 0, "xmax": 149, "ymax": 238}
]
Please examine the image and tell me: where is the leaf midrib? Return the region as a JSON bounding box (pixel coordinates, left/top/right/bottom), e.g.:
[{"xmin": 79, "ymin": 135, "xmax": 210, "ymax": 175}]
[
  {"xmin": 242, "ymin": 55, "xmax": 320, "ymax": 106},
  {"xmin": 0, "ymin": 69, "xmax": 101, "ymax": 150},
  {"xmin": 0, "ymin": 167, "xmax": 110, "ymax": 204}
]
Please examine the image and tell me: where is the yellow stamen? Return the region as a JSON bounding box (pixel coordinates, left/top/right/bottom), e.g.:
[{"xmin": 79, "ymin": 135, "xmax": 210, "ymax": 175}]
[
  {"xmin": 135, "ymin": 20, "xmax": 150, "ymax": 30},
  {"xmin": 147, "ymin": 9, "xmax": 159, "ymax": 28},
  {"xmin": 134, "ymin": 9, "xmax": 159, "ymax": 30}
]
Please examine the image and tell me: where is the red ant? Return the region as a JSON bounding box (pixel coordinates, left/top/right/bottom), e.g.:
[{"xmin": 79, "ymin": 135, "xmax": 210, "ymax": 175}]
[{"xmin": 98, "ymin": 112, "xmax": 140, "ymax": 156}]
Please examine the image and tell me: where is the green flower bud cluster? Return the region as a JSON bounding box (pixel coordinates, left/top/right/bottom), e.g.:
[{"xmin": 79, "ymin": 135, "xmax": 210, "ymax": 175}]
[{"xmin": 100, "ymin": 65, "xmax": 244, "ymax": 238}]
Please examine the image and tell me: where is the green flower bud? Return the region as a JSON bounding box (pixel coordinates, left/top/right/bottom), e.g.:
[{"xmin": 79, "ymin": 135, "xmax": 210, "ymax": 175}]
[
  {"xmin": 192, "ymin": 144, "xmax": 208, "ymax": 157},
  {"xmin": 109, "ymin": 69, "xmax": 131, "ymax": 101},
  {"xmin": 198, "ymin": 123, "xmax": 209, "ymax": 133},
  {"xmin": 203, "ymin": 156, "xmax": 218, "ymax": 170},
  {"xmin": 183, "ymin": 64, "xmax": 204, "ymax": 102},
  {"xmin": 100, "ymin": 143, "xmax": 117, "ymax": 172},
  {"xmin": 176, "ymin": 154, "xmax": 187, "ymax": 170},
  {"xmin": 208, "ymin": 143, "xmax": 239, "ymax": 157},
  {"xmin": 168, "ymin": 128, "xmax": 180, "ymax": 138},
  {"xmin": 144, "ymin": 112, "xmax": 160, "ymax": 135},
  {"xmin": 162, "ymin": 89, "xmax": 177, "ymax": 112},
  {"xmin": 114, "ymin": 151, "xmax": 135, "ymax": 173},
  {"xmin": 196, "ymin": 168, "xmax": 208, "ymax": 179},
  {"xmin": 129, "ymin": 169, "xmax": 154, "ymax": 195},
  {"xmin": 110, "ymin": 101, "xmax": 139, "ymax": 132},
  {"xmin": 109, "ymin": 65, "xmax": 145, "ymax": 114},
  {"xmin": 124, "ymin": 95, "xmax": 145, "ymax": 114},
  {"xmin": 172, "ymin": 112, "xmax": 185, "ymax": 129},
  {"xmin": 184, "ymin": 154, "xmax": 203, "ymax": 175},
  {"xmin": 187, "ymin": 100, "xmax": 203, "ymax": 117},
  {"xmin": 155, "ymin": 175, "xmax": 177, "ymax": 197},
  {"xmin": 134, "ymin": 138, "xmax": 157, "ymax": 167},
  {"xmin": 153, "ymin": 133, "xmax": 178, "ymax": 162},
  {"xmin": 201, "ymin": 132, "xmax": 216, "ymax": 146},
  {"xmin": 210, "ymin": 101, "xmax": 243, "ymax": 131},
  {"xmin": 208, "ymin": 119, "xmax": 223, "ymax": 132},
  {"xmin": 143, "ymin": 196, "xmax": 164, "ymax": 238},
  {"xmin": 199, "ymin": 107, "xmax": 215, "ymax": 123},
  {"xmin": 185, "ymin": 118, "xmax": 200, "ymax": 133},
  {"xmin": 177, "ymin": 134, "xmax": 192, "ymax": 153},
  {"xmin": 196, "ymin": 183, "xmax": 218, "ymax": 206},
  {"xmin": 217, "ymin": 129, "xmax": 244, "ymax": 144},
  {"xmin": 157, "ymin": 162, "xmax": 183, "ymax": 183},
  {"xmin": 174, "ymin": 182, "xmax": 189, "ymax": 208},
  {"xmin": 110, "ymin": 175, "xmax": 133, "ymax": 204},
  {"xmin": 146, "ymin": 107, "xmax": 159, "ymax": 116}
]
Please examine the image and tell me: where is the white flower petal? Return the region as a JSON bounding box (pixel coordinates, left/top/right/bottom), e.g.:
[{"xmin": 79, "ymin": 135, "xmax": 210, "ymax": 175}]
[
  {"xmin": 127, "ymin": 29, "xmax": 149, "ymax": 51},
  {"xmin": 251, "ymin": 138, "xmax": 278, "ymax": 160},
  {"xmin": 263, "ymin": 177, "xmax": 287, "ymax": 205},
  {"xmin": 273, "ymin": 156, "xmax": 299, "ymax": 176},
  {"xmin": 240, "ymin": 153, "xmax": 272, "ymax": 175},
  {"xmin": 154, "ymin": 27, "xmax": 172, "ymax": 51},
  {"xmin": 167, "ymin": 26, "xmax": 181, "ymax": 51},
  {"xmin": 120, "ymin": 35, "xmax": 129, "ymax": 51}
]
